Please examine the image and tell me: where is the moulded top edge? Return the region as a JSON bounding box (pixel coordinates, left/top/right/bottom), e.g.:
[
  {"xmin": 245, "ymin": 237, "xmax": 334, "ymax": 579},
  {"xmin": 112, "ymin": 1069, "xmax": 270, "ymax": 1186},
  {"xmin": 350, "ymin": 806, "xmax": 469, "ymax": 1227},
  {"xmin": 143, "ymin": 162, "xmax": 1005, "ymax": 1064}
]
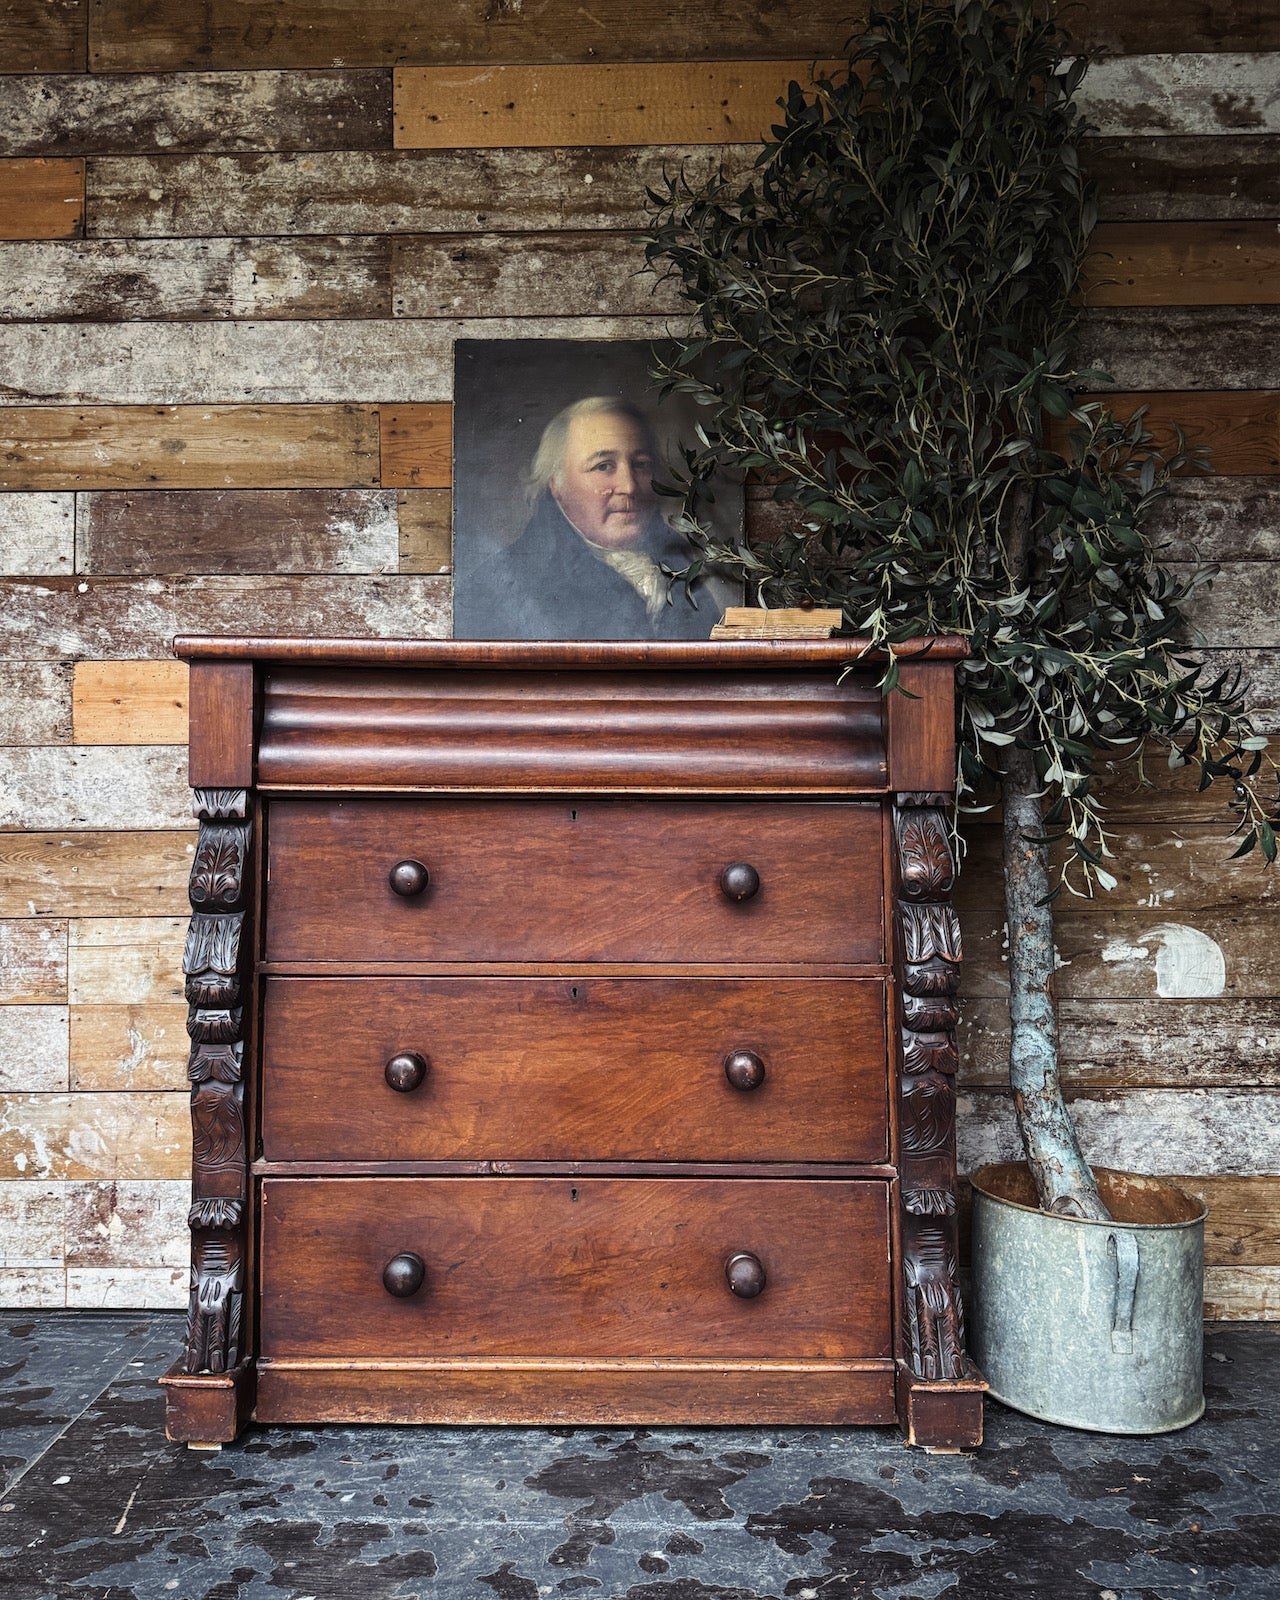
[{"xmin": 172, "ymin": 635, "xmax": 970, "ymax": 667}]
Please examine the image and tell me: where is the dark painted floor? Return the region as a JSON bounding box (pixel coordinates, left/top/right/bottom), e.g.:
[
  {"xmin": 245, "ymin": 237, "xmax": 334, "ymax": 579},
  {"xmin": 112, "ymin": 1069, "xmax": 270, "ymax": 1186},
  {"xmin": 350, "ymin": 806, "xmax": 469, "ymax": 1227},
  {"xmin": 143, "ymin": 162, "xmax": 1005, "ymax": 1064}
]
[{"xmin": 0, "ymin": 1315, "xmax": 1276, "ymax": 1600}]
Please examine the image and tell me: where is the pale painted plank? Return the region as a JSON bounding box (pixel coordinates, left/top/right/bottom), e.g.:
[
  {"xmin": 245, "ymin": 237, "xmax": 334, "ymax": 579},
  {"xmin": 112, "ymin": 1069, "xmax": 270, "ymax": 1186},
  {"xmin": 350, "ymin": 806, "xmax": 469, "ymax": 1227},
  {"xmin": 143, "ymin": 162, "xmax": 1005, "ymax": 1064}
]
[
  {"xmin": 87, "ymin": 146, "xmax": 737, "ymax": 237},
  {"xmin": 1, "ymin": 236, "xmax": 392, "ymax": 320},
  {"xmin": 1149, "ymin": 478, "xmax": 1280, "ymax": 562},
  {"xmin": 68, "ymin": 917, "xmax": 185, "ymax": 1004},
  {"xmin": 0, "ymin": 919, "xmax": 67, "ymax": 1004},
  {"xmin": 0, "ymin": 1267, "xmax": 65, "ymax": 1306},
  {"xmin": 958, "ymin": 1088, "xmax": 1280, "ymax": 1176},
  {"xmin": 1082, "ymin": 307, "xmax": 1280, "ymax": 392},
  {"xmin": 1, "ymin": 574, "xmax": 450, "ymax": 659},
  {"xmin": 63, "ymin": 1178, "xmax": 187, "ymax": 1267},
  {"xmin": 0, "ymin": 69, "xmax": 390, "ymax": 156},
  {"xmin": 72, "ymin": 661, "xmax": 188, "ymax": 745},
  {"xmin": 0, "ymin": 1180, "xmax": 64, "ymax": 1265},
  {"xmin": 0, "ymin": 662, "xmax": 73, "ymax": 743},
  {"xmin": 0, "ymin": 492, "xmax": 74, "ymax": 573},
  {"xmin": 0, "ymin": 317, "xmax": 667, "ymax": 404},
  {"xmin": 65, "ymin": 1265, "xmax": 186, "ymax": 1307},
  {"xmin": 0, "ymin": 747, "xmax": 189, "ymax": 830},
  {"xmin": 0, "ymin": 1090, "xmax": 189, "ymax": 1180},
  {"xmin": 69, "ymin": 1003, "xmax": 188, "ymax": 1090},
  {"xmin": 0, "ymin": 1007, "xmax": 69, "ymax": 1093},
  {"xmin": 1077, "ymin": 54, "xmax": 1280, "ymax": 137},
  {"xmin": 0, "ymin": 832, "xmax": 193, "ymax": 919},
  {"xmin": 1204, "ymin": 1266, "xmax": 1280, "ymax": 1319}
]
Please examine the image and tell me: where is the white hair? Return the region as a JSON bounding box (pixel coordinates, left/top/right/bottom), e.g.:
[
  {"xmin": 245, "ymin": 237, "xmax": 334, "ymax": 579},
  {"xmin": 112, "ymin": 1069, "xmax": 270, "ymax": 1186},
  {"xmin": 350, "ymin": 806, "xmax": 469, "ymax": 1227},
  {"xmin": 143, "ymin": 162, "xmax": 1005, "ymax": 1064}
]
[{"xmin": 525, "ymin": 396, "xmax": 657, "ymax": 507}]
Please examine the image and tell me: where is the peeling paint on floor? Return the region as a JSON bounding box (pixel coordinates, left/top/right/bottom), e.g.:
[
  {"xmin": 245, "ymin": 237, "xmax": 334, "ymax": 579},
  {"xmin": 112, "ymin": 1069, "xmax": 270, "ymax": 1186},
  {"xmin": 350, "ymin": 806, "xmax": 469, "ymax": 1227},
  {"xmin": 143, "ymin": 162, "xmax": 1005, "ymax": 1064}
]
[{"xmin": 1, "ymin": 1314, "xmax": 1277, "ymax": 1599}]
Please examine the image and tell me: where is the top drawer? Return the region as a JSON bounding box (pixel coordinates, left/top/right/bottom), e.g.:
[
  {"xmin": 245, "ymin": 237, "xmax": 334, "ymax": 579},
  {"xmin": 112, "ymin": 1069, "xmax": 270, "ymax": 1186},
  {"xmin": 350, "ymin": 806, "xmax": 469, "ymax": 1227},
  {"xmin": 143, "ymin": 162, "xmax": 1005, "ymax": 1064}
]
[{"xmin": 264, "ymin": 798, "xmax": 884, "ymax": 965}]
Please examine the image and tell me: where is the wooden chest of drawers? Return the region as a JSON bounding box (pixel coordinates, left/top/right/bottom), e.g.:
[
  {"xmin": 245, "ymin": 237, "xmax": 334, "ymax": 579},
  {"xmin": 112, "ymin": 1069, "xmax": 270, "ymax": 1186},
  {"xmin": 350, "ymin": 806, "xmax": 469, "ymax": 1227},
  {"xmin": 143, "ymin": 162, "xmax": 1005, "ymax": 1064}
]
[{"xmin": 160, "ymin": 639, "xmax": 985, "ymax": 1450}]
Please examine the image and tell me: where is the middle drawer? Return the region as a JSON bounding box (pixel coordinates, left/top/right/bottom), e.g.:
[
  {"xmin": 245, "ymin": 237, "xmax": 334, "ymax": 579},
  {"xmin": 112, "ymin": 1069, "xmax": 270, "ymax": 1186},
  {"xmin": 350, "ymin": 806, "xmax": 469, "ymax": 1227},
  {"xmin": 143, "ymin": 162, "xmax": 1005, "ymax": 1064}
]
[{"xmin": 261, "ymin": 977, "xmax": 888, "ymax": 1164}]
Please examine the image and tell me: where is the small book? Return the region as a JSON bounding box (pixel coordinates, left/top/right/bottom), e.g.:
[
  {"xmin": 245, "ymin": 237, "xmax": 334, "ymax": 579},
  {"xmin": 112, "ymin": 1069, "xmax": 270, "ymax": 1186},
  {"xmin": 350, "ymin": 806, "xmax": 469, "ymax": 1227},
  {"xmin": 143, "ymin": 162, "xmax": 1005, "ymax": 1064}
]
[{"xmin": 710, "ymin": 606, "xmax": 844, "ymax": 640}]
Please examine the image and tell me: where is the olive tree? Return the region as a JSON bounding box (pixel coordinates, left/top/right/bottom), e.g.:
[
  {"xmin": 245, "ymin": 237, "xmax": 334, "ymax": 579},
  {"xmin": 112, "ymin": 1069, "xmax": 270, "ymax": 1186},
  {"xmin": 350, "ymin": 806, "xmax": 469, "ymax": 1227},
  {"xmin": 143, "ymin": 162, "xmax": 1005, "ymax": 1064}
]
[{"xmin": 640, "ymin": 0, "xmax": 1276, "ymax": 1217}]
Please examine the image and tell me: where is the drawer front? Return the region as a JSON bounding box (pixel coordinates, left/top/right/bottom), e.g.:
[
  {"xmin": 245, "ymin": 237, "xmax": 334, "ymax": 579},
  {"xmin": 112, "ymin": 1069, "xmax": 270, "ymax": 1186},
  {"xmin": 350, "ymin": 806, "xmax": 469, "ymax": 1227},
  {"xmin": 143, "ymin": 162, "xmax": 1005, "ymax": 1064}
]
[
  {"xmin": 264, "ymin": 798, "xmax": 884, "ymax": 965},
  {"xmin": 261, "ymin": 977, "xmax": 888, "ymax": 1164},
  {"xmin": 259, "ymin": 1177, "xmax": 892, "ymax": 1360}
]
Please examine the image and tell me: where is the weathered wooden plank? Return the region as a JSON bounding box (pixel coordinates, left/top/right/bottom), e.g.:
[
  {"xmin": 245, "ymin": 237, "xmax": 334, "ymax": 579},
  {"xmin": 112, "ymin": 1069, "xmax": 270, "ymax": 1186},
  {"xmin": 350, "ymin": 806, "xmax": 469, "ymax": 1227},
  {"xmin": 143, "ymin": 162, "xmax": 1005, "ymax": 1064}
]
[
  {"xmin": 0, "ymin": 1007, "xmax": 69, "ymax": 1093},
  {"xmin": 957, "ymin": 824, "xmax": 1276, "ymax": 916},
  {"xmin": 69, "ymin": 1003, "xmax": 188, "ymax": 1090},
  {"xmin": 0, "ymin": 1, "xmax": 86, "ymax": 72},
  {"xmin": 68, "ymin": 916, "xmax": 184, "ymax": 1005},
  {"xmin": 0, "ymin": 1091, "xmax": 188, "ymax": 1179},
  {"xmin": 0, "ymin": 919, "xmax": 67, "ymax": 1004},
  {"xmin": 83, "ymin": 1, "xmax": 1280, "ymax": 72},
  {"xmin": 958, "ymin": 1087, "xmax": 1280, "ymax": 1176},
  {"xmin": 0, "ymin": 832, "xmax": 192, "ymax": 919},
  {"xmin": 1171, "ymin": 1175, "xmax": 1280, "ymax": 1265},
  {"xmin": 1079, "ymin": 55, "xmax": 1280, "ymax": 138},
  {"xmin": 85, "ymin": 146, "xmax": 736, "ymax": 237},
  {"xmin": 0, "ymin": 157, "xmax": 83, "ymax": 239},
  {"xmin": 72, "ymin": 661, "xmax": 188, "ymax": 745},
  {"xmin": 0, "ymin": 405, "xmax": 380, "ymax": 491},
  {"xmin": 379, "ymin": 404, "xmax": 452, "ymax": 487},
  {"xmin": 77, "ymin": 488, "xmax": 399, "ymax": 573},
  {"xmin": 958, "ymin": 997, "xmax": 1280, "ymax": 1088},
  {"xmin": 1058, "ymin": 392, "xmax": 1279, "ymax": 476},
  {"xmin": 0, "ymin": 662, "xmax": 73, "ymax": 744},
  {"xmin": 0, "ymin": 318, "xmax": 666, "ymax": 404},
  {"xmin": 397, "ymin": 488, "xmax": 451, "ymax": 573},
  {"xmin": 1203, "ymin": 1266, "xmax": 1280, "ymax": 1319},
  {"xmin": 396, "ymin": 60, "xmax": 846, "ymax": 149},
  {"xmin": 1146, "ymin": 477, "xmax": 1280, "ymax": 561},
  {"xmin": 1082, "ymin": 308, "xmax": 1280, "ymax": 392},
  {"xmin": 0, "ymin": 574, "xmax": 450, "ymax": 659},
  {"xmin": 1085, "ymin": 222, "xmax": 1280, "ymax": 307},
  {"xmin": 2, "ymin": 236, "xmax": 393, "ymax": 321},
  {"xmin": 0, "ymin": 1267, "xmax": 64, "ymax": 1304},
  {"xmin": 65, "ymin": 1265, "xmax": 186, "ymax": 1307},
  {"xmin": 392, "ymin": 229, "xmax": 675, "ymax": 318},
  {"xmin": 63, "ymin": 1178, "xmax": 186, "ymax": 1266},
  {"xmin": 0, "ymin": 491, "xmax": 74, "ymax": 572},
  {"xmin": 1178, "ymin": 559, "xmax": 1280, "ymax": 644},
  {"xmin": 0, "ymin": 1181, "xmax": 64, "ymax": 1269},
  {"xmin": 1090, "ymin": 137, "xmax": 1280, "ymax": 222},
  {"xmin": 0, "ymin": 70, "xmax": 391, "ymax": 157},
  {"xmin": 0, "ymin": 747, "xmax": 189, "ymax": 830}
]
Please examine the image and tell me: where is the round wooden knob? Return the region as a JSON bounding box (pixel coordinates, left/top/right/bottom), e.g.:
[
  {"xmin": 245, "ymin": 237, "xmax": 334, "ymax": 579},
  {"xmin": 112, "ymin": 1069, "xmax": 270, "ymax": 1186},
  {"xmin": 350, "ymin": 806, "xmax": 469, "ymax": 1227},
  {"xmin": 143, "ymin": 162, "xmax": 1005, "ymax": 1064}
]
[
  {"xmin": 385, "ymin": 1051, "xmax": 429, "ymax": 1093},
  {"xmin": 726, "ymin": 1252, "xmax": 767, "ymax": 1298},
  {"xmin": 382, "ymin": 1252, "xmax": 426, "ymax": 1298},
  {"xmin": 724, "ymin": 1049, "xmax": 766, "ymax": 1091},
  {"xmin": 389, "ymin": 859, "xmax": 429, "ymax": 897},
  {"xmin": 719, "ymin": 862, "xmax": 761, "ymax": 902}
]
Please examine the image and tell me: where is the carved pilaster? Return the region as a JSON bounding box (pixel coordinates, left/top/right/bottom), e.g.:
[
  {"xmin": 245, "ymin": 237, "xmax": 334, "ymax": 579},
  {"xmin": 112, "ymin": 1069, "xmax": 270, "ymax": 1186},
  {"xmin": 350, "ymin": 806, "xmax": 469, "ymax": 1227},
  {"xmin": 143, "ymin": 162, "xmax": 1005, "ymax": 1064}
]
[
  {"xmin": 183, "ymin": 787, "xmax": 251, "ymax": 1375},
  {"xmin": 893, "ymin": 792, "xmax": 968, "ymax": 1382}
]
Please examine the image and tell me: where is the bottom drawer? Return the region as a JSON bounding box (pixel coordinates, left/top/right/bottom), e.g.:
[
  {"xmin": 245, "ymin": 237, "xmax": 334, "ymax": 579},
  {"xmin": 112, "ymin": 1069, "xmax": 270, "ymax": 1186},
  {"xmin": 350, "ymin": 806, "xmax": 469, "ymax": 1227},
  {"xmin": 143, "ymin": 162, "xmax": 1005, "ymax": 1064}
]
[{"xmin": 259, "ymin": 1177, "xmax": 892, "ymax": 1362}]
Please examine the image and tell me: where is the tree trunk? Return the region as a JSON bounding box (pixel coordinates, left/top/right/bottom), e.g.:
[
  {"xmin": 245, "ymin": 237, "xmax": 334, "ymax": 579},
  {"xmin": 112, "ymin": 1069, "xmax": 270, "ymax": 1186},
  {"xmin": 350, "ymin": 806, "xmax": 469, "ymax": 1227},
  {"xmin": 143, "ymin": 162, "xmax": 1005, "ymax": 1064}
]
[{"xmin": 1002, "ymin": 745, "xmax": 1111, "ymax": 1219}]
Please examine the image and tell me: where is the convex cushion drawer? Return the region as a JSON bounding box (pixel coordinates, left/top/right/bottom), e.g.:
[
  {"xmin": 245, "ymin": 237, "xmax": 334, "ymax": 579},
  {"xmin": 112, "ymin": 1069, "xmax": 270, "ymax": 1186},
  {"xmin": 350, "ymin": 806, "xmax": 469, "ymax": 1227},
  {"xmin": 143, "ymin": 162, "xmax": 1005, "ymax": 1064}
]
[
  {"xmin": 261, "ymin": 976, "xmax": 889, "ymax": 1163},
  {"xmin": 264, "ymin": 798, "xmax": 885, "ymax": 964},
  {"xmin": 258, "ymin": 1177, "xmax": 893, "ymax": 1361}
]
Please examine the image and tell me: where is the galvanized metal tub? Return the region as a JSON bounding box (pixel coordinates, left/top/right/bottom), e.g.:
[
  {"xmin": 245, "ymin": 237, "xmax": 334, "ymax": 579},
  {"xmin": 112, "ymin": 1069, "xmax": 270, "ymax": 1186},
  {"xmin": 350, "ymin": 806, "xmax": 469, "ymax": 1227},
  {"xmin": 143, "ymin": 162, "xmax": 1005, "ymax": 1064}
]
[{"xmin": 970, "ymin": 1163, "xmax": 1207, "ymax": 1434}]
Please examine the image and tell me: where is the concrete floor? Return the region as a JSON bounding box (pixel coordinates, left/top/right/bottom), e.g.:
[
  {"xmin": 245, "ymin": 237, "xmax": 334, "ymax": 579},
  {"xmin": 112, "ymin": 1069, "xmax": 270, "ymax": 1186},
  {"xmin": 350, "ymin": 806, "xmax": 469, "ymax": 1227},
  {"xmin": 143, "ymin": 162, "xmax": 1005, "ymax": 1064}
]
[{"xmin": 0, "ymin": 1315, "xmax": 1276, "ymax": 1600}]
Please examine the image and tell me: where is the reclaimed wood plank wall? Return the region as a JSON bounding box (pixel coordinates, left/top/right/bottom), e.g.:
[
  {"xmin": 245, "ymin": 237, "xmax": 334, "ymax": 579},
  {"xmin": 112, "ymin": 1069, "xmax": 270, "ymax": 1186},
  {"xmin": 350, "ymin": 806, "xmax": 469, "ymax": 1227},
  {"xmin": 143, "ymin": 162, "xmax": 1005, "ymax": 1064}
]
[{"xmin": 1, "ymin": 1, "xmax": 1277, "ymax": 1317}]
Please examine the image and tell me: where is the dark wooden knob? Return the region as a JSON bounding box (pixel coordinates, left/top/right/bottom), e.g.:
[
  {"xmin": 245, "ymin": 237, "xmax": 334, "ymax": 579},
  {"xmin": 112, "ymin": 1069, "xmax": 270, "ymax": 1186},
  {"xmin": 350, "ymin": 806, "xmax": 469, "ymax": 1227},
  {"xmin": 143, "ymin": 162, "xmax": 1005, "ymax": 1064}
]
[
  {"xmin": 389, "ymin": 859, "xmax": 429, "ymax": 897},
  {"xmin": 382, "ymin": 1252, "xmax": 426, "ymax": 1297},
  {"xmin": 385, "ymin": 1051, "xmax": 429, "ymax": 1093},
  {"xmin": 724, "ymin": 1049, "xmax": 766, "ymax": 1091},
  {"xmin": 719, "ymin": 862, "xmax": 760, "ymax": 902},
  {"xmin": 726, "ymin": 1252, "xmax": 767, "ymax": 1298}
]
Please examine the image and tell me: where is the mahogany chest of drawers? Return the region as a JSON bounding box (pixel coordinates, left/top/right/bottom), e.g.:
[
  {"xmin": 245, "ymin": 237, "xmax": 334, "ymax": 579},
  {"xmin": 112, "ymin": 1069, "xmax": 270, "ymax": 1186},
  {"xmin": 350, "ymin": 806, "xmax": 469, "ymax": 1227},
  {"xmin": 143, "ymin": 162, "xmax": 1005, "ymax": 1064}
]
[{"xmin": 160, "ymin": 638, "xmax": 985, "ymax": 1450}]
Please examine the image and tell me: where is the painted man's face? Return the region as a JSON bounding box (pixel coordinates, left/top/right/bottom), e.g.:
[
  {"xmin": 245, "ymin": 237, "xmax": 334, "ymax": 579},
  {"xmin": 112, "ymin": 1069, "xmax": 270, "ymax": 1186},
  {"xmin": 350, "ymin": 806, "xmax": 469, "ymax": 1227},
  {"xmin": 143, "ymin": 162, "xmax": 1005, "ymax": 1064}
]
[{"xmin": 551, "ymin": 411, "xmax": 657, "ymax": 550}]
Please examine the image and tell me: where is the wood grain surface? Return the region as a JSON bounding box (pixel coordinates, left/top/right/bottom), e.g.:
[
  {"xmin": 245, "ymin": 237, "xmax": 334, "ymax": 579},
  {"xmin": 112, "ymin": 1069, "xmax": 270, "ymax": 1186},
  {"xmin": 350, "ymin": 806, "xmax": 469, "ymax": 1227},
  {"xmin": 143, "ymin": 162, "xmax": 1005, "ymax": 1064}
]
[
  {"xmin": 258, "ymin": 1176, "xmax": 892, "ymax": 1360},
  {"xmin": 0, "ymin": 1, "xmax": 86, "ymax": 72},
  {"xmin": 264, "ymin": 797, "xmax": 886, "ymax": 964},
  {"xmin": 261, "ymin": 976, "xmax": 889, "ymax": 1164},
  {"xmin": 0, "ymin": 158, "xmax": 83, "ymax": 238}
]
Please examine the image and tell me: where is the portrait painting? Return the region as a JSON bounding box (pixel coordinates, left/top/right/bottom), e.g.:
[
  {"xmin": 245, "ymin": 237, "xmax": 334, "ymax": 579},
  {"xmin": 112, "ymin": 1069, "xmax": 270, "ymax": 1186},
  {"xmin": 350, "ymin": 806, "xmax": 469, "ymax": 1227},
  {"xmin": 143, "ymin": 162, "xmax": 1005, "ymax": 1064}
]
[{"xmin": 451, "ymin": 339, "xmax": 743, "ymax": 641}]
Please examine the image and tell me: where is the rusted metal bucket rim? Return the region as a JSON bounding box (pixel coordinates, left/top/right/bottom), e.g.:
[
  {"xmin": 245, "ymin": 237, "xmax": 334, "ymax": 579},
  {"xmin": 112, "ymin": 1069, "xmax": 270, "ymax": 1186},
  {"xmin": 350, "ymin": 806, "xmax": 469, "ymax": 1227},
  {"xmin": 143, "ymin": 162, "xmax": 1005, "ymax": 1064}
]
[{"xmin": 971, "ymin": 1162, "xmax": 1208, "ymax": 1230}]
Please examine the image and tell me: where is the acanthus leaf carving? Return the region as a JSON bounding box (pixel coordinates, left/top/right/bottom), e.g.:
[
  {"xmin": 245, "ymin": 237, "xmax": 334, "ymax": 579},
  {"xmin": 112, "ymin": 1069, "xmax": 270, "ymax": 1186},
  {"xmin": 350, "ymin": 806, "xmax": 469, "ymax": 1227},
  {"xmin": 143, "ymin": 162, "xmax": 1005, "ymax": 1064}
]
[
  {"xmin": 194, "ymin": 787, "xmax": 248, "ymax": 822},
  {"xmin": 895, "ymin": 806, "xmax": 956, "ymax": 900},
  {"xmin": 187, "ymin": 1007, "xmax": 243, "ymax": 1045},
  {"xmin": 189, "ymin": 825, "xmax": 248, "ymax": 914},
  {"xmin": 184, "ymin": 913, "xmax": 243, "ymax": 1007},
  {"xmin": 900, "ymin": 1074, "xmax": 957, "ymax": 1156},
  {"xmin": 899, "ymin": 901, "xmax": 963, "ymax": 966},
  {"xmin": 901, "ymin": 1029, "xmax": 958, "ymax": 1075}
]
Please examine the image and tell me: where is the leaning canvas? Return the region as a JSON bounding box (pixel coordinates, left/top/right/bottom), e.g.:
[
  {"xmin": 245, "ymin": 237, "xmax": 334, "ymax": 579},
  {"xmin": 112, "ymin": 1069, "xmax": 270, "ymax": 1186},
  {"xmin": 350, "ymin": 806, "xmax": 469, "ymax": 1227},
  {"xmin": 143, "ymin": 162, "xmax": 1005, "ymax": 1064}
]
[{"xmin": 452, "ymin": 339, "xmax": 743, "ymax": 640}]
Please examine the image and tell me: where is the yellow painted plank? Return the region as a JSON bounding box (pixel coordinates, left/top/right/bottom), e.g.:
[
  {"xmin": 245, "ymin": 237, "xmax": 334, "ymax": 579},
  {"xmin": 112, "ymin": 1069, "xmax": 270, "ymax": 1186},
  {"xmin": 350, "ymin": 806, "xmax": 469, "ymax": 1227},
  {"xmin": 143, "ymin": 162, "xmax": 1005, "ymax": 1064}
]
[
  {"xmin": 395, "ymin": 60, "xmax": 842, "ymax": 149},
  {"xmin": 72, "ymin": 660, "xmax": 189, "ymax": 746}
]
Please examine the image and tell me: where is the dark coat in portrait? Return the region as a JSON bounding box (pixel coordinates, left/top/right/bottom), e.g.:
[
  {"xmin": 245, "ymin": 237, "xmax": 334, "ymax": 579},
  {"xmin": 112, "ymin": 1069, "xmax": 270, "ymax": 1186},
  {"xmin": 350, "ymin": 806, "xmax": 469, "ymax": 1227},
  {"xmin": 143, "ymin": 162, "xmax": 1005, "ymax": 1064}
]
[{"xmin": 454, "ymin": 492, "xmax": 719, "ymax": 641}]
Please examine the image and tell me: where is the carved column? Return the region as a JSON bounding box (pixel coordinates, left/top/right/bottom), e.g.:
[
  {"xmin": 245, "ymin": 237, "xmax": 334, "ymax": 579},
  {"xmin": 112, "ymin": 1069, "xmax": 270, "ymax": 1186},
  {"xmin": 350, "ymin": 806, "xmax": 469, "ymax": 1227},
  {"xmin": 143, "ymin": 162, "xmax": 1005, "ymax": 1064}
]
[
  {"xmin": 893, "ymin": 791, "xmax": 968, "ymax": 1383},
  {"xmin": 182, "ymin": 787, "xmax": 252, "ymax": 1375}
]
